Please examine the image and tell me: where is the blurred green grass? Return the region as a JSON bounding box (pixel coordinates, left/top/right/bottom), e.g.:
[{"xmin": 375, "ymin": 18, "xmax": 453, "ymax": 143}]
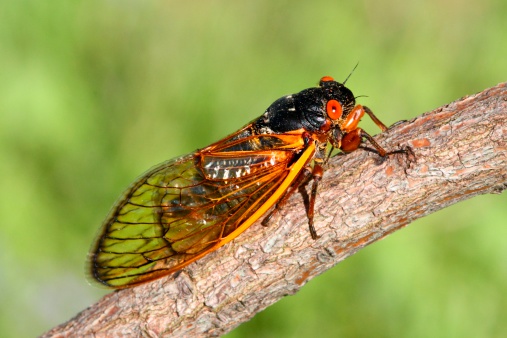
[{"xmin": 1, "ymin": 1, "xmax": 506, "ymax": 337}]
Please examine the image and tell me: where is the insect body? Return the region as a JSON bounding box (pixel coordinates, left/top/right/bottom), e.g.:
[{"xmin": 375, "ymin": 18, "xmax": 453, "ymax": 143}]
[{"xmin": 89, "ymin": 76, "xmax": 403, "ymax": 288}]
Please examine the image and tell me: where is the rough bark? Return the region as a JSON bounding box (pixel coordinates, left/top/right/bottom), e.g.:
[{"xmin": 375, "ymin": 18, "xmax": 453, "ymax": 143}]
[{"xmin": 42, "ymin": 83, "xmax": 507, "ymax": 338}]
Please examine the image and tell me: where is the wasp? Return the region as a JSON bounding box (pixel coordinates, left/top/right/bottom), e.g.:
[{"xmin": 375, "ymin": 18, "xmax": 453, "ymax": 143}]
[{"xmin": 89, "ymin": 75, "xmax": 408, "ymax": 288}]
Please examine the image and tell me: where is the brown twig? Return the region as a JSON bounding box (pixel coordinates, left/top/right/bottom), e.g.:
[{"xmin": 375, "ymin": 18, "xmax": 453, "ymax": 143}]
[{"xmin": 42, "ymin": 83, "xmax": 507, "ymax": 338}]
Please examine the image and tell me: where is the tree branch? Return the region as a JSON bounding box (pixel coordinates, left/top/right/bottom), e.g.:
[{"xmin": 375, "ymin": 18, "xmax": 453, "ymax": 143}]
[{"xmin": 42, "ymin": 83, "xmax": 507, "ymax": 338}]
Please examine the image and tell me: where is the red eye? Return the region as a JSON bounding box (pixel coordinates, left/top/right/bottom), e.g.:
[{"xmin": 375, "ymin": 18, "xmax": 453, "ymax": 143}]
[
  {"xmin": 320, "ymin": 75, "xmax": 334, "ymax": 83},
  {"xmin": 326, "ymin": 99, "xmax": 342, "ymax": 120}
]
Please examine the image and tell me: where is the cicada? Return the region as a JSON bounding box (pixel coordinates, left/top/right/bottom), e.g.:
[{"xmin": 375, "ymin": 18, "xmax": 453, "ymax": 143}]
[{"xmin": 89, "ymin": 75, "xmax": 406, "ymax": 288}]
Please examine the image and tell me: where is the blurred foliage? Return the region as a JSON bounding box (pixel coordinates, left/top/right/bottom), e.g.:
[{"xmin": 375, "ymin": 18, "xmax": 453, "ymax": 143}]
[{"xmin": 0, "ymin": 0, "xmax": 506, "ymax": 337}]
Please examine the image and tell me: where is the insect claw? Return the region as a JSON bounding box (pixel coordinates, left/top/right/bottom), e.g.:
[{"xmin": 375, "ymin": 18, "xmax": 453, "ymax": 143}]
[
  {"xmin": 400, "ymin": 145, "xmax": 416, "ymax": 165},
  {"xmin": 386, "ymin": 145, "xmax": 415, "ymax": 159},
  {"xmin": 374, "ymin": 154, "xmax": 389, "ymax": 165},
  {"xmin": 382, "ymin": 145, "xmax": 416, "ymax": 168}
]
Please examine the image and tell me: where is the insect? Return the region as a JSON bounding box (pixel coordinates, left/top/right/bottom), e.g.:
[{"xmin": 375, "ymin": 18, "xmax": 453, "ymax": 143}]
[{"xmin": 89, "ymin": 75, "xmax": 408, "ymax": 288}]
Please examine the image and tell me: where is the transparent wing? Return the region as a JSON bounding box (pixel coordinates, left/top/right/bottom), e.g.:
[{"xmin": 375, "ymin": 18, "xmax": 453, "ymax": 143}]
[{"xmin": 89, "ymin": 128, "xmax": 308, "ymax": 288}]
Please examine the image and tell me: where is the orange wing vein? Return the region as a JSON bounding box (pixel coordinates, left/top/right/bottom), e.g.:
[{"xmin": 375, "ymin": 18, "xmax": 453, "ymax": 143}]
[{"xmin": 88, "ymin": 127, "xmax": 315, "ymax": 288}]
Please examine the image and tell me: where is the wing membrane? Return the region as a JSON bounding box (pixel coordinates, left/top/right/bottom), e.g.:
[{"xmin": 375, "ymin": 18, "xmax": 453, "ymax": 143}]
[{"xmin": 89, "ymin": 128, "xmax": 311, "ymax": 288}]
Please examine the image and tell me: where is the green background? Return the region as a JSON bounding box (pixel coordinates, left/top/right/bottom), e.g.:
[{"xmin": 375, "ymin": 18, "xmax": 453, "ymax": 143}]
[{"xmin": 1, "ymin": 1, "xmax": 506, "ymax": 337}]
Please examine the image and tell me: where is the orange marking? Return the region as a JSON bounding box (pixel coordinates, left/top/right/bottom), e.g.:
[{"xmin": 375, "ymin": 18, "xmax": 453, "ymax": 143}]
[
  {"xmin": 411, "ymin": 138, "xmax": 431, "ymax": 148},
  {"xmin": 320, "ymin": 75, "xmax": 334, "ymax": 82},
  {"xmin": 295, "ymin": 265, "xmax": 316, "ymax": 285},
  {"xmin": 385, "ymin": 165, "xmax": 394, "ymax": 176}
]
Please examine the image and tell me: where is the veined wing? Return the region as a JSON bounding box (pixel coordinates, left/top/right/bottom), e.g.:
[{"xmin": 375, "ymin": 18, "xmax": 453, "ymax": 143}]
[{"xmin": 89, "ymin": 128, "xmax": 314, "ymax": 288}]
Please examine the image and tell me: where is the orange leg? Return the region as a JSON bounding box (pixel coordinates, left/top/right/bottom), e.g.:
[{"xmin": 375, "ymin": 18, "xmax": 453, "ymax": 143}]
[
  {"xmin": 340, "ymin": 128, "xmax": 388, "ymax": 156},
  {"xmin": 261, "ymin": 165, "xmax": 312, "ymax": 227},
  {"xmin": 261, "ymin": 162, "xmax": 324, "ymax": 240},
  {"xmin": 363, "ymin": 106, "xmax": 388, "ymax": 132},
  {"xmin": 306, "ymin": 164, "xmax": 323, "ymax": 239},
  {"xmin": 341, "ymin": 104, "xmax": 389, "ymax": 133},
  {"xmin": 340, "ymin": 104, "xmax": 405, "ymax": 157}
]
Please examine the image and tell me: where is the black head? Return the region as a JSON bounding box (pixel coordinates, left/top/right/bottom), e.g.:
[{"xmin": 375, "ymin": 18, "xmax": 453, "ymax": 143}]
[{"xmin": 255, "ymin": 76, "xmax": 356, "ymax": 134}]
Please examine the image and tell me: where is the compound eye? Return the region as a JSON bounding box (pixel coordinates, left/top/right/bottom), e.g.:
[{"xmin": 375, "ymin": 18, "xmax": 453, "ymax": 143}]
[{"xmin": 326, "ymin": 99, "xmax": 343, "ymax": 120}]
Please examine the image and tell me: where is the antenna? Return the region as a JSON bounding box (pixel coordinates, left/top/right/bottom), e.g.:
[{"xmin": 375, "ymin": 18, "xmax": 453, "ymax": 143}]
[{"xmin": 343, "ymin": 62, "xmax": 359, "ymax": 84}]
